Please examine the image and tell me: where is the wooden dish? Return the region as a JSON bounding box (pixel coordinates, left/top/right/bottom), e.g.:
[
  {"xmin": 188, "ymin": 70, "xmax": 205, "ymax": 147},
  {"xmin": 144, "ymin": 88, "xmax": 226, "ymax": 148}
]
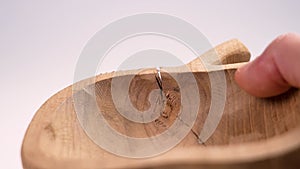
[{"xmin": 21, "ymin": 40, "xmax": 300, "ymax": 169}]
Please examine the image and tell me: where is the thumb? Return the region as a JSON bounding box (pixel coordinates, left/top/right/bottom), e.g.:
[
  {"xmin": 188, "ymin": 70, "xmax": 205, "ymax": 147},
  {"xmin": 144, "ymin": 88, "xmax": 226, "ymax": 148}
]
[{"xmin": 235, "ymin": 33, "xmax": 300, "ymax": 97}]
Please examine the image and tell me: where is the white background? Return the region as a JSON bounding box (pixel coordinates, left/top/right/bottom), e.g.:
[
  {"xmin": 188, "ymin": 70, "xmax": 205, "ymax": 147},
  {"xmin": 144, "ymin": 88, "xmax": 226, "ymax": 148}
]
[{"xmin": 1, "ymin": 1, "xmax": 300, "ymax": 168}]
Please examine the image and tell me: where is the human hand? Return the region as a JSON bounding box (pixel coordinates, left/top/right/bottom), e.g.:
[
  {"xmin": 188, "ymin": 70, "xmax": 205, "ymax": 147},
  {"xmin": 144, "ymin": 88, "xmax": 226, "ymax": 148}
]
[{"xmin": 235, "ymin": 33, "xmax": 300, "ymax": 97}]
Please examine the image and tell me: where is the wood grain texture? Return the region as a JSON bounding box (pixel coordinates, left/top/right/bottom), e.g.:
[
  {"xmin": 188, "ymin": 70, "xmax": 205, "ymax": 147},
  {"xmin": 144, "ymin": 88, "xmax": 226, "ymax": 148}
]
[{"xmin": 21, "ymin": 39, "xmax": 300, "ymax": 169}]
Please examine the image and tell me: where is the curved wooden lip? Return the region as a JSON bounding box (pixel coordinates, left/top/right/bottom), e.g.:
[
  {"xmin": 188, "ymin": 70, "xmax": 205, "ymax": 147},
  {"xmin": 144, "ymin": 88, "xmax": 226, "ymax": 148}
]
[
  {"xmin": 72, "ymin": 62, "xmax": 247, "ymax": 93},
  {"xmin": 21, "ymin": 39, "xmax": 300, "ymax": 168}
]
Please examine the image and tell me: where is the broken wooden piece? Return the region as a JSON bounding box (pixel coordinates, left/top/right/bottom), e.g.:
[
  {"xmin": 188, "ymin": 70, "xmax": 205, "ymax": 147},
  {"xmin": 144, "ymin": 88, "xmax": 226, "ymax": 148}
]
[{"xmin": 21, "ymin": 39, "xmax": 300, "ymax": 169}]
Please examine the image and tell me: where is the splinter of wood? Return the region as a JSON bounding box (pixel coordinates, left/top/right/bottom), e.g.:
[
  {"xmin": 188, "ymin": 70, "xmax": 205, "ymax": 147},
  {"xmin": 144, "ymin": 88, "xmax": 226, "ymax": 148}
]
[{"xmin": 155, "ymin": 67, "xmax": 163, "ymax": 92}]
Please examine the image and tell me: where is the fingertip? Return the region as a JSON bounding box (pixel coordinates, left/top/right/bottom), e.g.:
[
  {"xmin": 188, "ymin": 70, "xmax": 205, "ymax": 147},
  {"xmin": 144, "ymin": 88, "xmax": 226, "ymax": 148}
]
[
  {"xmin": 235, "ymin": 53, "xmax": 291, "ymax": 98},
  {"xmin": 235, "ymin": 32, "xmax": 300, "ymax": 98}
]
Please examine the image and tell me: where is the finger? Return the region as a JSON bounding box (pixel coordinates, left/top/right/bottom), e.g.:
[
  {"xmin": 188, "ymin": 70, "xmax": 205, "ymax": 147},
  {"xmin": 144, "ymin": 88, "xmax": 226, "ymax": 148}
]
[{"xmin": 235, "ymin": 33, "xmax": 300, "ymax": 97}]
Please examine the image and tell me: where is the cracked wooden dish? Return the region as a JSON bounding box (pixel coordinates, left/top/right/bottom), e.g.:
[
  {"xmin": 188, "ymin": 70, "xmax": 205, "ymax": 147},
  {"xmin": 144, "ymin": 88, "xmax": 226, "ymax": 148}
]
[{"xmin": 21, "ymin": 40, "xmax": 300, "ymax": 169}]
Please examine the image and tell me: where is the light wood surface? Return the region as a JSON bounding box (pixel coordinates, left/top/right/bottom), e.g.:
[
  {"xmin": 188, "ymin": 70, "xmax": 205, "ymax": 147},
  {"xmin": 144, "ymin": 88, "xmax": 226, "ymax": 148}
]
[{"xmin": 21, "ymin": 39, "xmax": 300, "ymax": 169}]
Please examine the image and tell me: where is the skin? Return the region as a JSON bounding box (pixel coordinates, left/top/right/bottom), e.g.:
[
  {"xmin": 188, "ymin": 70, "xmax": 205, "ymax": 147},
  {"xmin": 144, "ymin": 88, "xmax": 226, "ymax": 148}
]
[{"xmin": 235, "ymin": 33, "xmax": 300, "ymax": 98}]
